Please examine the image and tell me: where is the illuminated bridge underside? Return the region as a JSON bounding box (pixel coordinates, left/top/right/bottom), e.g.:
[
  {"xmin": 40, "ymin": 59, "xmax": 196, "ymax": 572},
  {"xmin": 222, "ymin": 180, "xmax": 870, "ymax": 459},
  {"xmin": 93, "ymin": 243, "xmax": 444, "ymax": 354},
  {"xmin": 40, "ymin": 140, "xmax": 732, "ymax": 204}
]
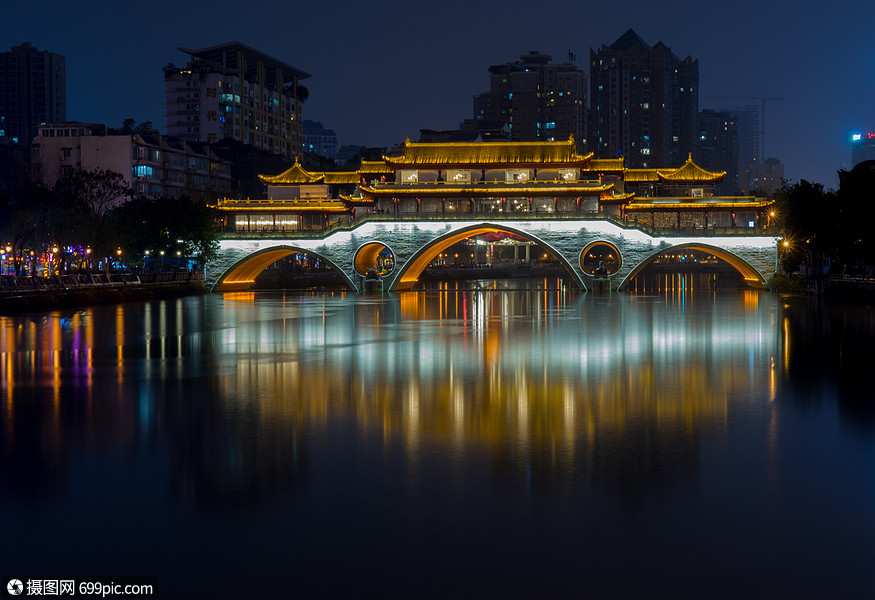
[{"xmin": 207, "ymin": 220, "xmax": 780, "ymax": 292}]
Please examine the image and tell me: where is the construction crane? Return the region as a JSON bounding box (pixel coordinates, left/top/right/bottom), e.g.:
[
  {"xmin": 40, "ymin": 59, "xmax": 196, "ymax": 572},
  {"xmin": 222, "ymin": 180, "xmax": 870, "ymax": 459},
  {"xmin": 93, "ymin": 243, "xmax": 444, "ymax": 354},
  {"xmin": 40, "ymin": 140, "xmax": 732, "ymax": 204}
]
[{"xmin": 707, "ymin": 95, "xmax": 783, "ymax": 159}]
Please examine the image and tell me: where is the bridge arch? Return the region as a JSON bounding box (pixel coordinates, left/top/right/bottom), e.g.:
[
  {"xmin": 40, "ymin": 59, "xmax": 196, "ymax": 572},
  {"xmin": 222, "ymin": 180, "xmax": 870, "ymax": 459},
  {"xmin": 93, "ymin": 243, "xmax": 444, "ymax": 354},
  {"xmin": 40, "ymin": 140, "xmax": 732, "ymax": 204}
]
[
  {"xmin": 580, "ymin": 240, "xmax": 622, "ymax": 275},
  {"xmin": 353, "ymin": 242, "xmax": 396, "ymax": 276},
  {"xmin": 387, "ymin": 222, "xmax": 586, "ymax": 291},
  {"xmin": 213, "ymin": 245, "xmax": 357, "ymax": 292},
  {"xmin": 616, "ymin": 242, "xmax": 769, "ymax": 291}
]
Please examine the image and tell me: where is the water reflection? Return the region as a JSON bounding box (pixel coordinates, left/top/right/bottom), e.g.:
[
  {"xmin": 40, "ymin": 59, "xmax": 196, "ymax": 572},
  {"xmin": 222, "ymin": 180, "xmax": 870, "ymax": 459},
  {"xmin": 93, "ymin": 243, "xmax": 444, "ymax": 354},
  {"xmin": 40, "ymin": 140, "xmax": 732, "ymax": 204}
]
[{"xmin": 0, "ymin": 283, "xmax": 801, "ymax": 510}]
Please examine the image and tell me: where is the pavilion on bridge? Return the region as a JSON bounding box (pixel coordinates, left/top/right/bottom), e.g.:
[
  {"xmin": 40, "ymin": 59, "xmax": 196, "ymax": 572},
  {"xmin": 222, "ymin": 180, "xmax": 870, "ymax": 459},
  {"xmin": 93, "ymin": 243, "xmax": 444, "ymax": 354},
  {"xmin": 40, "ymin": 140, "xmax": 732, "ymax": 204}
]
[{"xmin": 215, "ymin": 136, "xmax": 774, "ymax": 233}]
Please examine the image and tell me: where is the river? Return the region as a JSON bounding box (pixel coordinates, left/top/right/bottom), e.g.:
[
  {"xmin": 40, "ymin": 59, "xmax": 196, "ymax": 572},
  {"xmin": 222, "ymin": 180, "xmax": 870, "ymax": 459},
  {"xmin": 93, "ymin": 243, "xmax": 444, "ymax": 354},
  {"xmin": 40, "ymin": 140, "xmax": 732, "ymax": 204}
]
[{"xmin": 2, "ymin": 279, "xmax": 874, "ymax": 598}]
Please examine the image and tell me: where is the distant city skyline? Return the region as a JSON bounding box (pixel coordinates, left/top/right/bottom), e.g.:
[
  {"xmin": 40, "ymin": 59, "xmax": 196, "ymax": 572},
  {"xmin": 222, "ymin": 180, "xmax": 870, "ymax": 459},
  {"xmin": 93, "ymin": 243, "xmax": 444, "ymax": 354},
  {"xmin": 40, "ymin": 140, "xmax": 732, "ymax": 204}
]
[{"xmin": 4, "ymin": 0, "xmax": 873, "ymax": 188}]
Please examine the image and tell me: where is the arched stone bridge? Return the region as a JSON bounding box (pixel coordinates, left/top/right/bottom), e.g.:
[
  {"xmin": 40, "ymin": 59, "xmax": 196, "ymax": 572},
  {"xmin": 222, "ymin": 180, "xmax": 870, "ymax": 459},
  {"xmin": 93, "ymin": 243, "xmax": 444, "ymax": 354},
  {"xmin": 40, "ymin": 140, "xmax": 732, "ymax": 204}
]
[{"xmin": 205, "ymin": 217, "xmax": 780, "ymax": 292}]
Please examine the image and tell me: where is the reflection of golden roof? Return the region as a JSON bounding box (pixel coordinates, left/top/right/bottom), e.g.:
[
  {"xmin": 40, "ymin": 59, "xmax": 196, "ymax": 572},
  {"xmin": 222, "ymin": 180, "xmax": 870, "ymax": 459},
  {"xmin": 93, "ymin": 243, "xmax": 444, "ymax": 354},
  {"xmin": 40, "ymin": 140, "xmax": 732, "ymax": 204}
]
[
  {"xmin": 658, "ymin": 154, "xmax": 725, "ymax": 182},
  {"xmin": 359, "ymin": 182, "xmax": 613, "ymax": 197},
  {"xmin": 259, "ymin": 157, "xmax": 360, "ymax": 185},
  {"xmin": 216, "ymin": 197, "xmax": 352, "ymax": 213},
  {"xmin": 384, "ymin": 136, "xmax": 594, "ymax": 166}
]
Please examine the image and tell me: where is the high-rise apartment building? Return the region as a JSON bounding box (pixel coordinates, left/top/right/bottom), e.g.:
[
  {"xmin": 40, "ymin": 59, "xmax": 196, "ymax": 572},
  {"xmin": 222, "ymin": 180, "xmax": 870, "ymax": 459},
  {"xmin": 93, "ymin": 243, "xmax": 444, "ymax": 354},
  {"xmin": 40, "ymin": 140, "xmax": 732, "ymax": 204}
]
[
  {"xmin": 165, "ymin": 42, "xmax": 310, "ymax": 159},
  {"xmin": 589, "ymin": 29, "xmax": 698, "ymax": 168},
  {"xmin": 0, "ymin": 42, "xmax": 66, "ymax": 145},
  {"xmin": 696, "ymin": 109, "xmax": 739, "ymax": 196},
  {"xmin": 726, "ymin": 104, "xmax": 759, "ymax": 168},
  {"xmin": 473, "ymin": 51, "xmax": 587, "ymax": 151}
]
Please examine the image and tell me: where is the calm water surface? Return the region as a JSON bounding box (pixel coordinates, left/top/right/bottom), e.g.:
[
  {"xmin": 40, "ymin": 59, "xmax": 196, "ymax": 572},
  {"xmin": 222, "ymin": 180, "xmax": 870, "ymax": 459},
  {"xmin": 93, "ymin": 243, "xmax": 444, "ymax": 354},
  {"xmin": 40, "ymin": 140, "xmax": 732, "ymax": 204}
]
[{"xmin": 2, "ymin": 281, "xmax": 874, "ymax": 599}]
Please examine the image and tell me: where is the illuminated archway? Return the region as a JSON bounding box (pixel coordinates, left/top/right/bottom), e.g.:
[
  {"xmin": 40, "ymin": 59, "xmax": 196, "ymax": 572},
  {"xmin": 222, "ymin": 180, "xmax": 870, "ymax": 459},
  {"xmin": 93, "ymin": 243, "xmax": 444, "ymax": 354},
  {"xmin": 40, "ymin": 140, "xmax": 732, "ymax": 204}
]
[
  {"xmin": 354, "ymin": 242, "xmax": 396, "ymax": 276},
  {"xmin": 213, "ymin": 245, "xmax": 356, "ymax": 292},
  {"xmin": 388, "ymin": 223, "xmax": 585, "ymax": 291},
  {"xmin": 617, "ymin": 242, "xmax": 768, "ymax": 291},
  {"xmin": 580, "ymin": 241, "xmax": 622, "ymax": 275}
]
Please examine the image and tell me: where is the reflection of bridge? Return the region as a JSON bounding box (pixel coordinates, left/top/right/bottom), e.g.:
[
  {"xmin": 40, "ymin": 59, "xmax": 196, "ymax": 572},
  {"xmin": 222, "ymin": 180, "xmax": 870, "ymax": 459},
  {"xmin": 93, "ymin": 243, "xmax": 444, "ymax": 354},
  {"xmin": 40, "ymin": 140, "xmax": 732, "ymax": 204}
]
[{"xmin": 206, "ymin": 214, "xmax": 780, "ymax": 292}]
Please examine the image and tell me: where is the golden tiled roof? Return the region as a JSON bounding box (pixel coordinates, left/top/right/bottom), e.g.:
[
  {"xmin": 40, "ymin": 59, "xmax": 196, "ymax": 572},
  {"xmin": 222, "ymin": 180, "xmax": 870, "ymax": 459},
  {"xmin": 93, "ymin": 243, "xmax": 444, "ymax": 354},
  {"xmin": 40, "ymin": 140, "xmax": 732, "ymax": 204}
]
[
  {"xmin": 216, "ymin": 197, "xmax": 352, "ymax": 213},
  {"xmin": 259, "ymin": 158, "xmax": 323, "ymax": 184},
  {"xmin": 599, "ymin": 192, "xmax": 636, "ymax": 203},
  {"xmin": 339, "ymin": 193, "xmax": 375, "ymax": 205},
  {"xmin": 623, "ymin": 169, "xmax": 660, "ymax": 182},
  {"xmin": 358, "ymin": 160, "xmax": 394, "ymax": 174},
  {"xmin": 259, "ymin": 157, "xmax": 361, "ymax": 185},
  {"xmin": 384, "ymin": 136, "xmax": 594, "ymax": 166},
  {"xmin": 657, "ymin": 154, "xmax": 725, "ymax": 182},
  {"xmin": 359, "ymin": 182, "xmax": 613, "ymax": 197},
  {"xmin": 587, "ymin": 158, "xmax": 625, "ymax": 171},
  {"xmin": 624, "ymin": 198, "xmax": 773, "ymax": 211},
  {"xmin": 322, "ymin": 172, "xmax": 361, "ymax": 185}
]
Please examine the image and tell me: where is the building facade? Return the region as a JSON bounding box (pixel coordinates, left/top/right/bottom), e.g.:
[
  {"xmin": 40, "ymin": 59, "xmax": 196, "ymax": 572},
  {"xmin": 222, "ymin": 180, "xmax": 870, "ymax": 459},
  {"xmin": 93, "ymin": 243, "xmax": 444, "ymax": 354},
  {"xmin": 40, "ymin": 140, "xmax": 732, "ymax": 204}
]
[
  {"xmin": 0, "ymin": 42, "xmax": 66, "ymax": 145},
  {"xmin": 589, "ymin": 29, "xmax": 698, "ymax": 169},
  {"xmin": 302, "ymin": 120, "xmax": 338, "ymax": 159},
  {"xmin": 473, "ymin": 51, "xmax": 587, "ymax": 150},
  {"xmin": 31, "ymin": 122, "xmax": 232, "ymax": 201},
  {"xmin": 741, "ymin": 157, "xmax": 784, "ymax": 195},
  {"xmin": 165, "ymin": 42, "xmax": 309, "ymax": 159},
  {"xmin": 696, "ymin": 109, "xmax": 739, "ymax": 196}
]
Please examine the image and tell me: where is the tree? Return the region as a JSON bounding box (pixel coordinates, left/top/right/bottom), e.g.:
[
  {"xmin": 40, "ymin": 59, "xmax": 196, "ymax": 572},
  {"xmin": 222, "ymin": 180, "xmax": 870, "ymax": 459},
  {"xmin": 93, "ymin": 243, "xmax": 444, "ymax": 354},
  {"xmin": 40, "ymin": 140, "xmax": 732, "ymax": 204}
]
[
  {"xmin": 837, "ymin": 161, "xmax": 875, "ymax": 265},
  {"xmin": 54, "ymin": 169, "xmax": 131, "ymax": 271},
  {"xmin": 772, "ymin": 180, "xmax": 838, "ymax": 272},
  {"xmin": 113, "ymin": 195, "xmax": 220, "ymax": 270}
]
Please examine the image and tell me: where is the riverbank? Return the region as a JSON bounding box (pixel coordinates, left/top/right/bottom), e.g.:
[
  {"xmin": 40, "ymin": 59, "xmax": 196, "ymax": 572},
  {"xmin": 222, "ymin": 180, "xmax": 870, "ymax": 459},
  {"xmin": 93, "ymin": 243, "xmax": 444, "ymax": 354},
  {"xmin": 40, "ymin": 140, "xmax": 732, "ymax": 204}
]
[
  {"xmin": 768, "ymin": 272, "xmax": 875, "ymax": 299},
  {"xmin": 0, "ymin": 273, "xmax": 205, "ymax": 315}
]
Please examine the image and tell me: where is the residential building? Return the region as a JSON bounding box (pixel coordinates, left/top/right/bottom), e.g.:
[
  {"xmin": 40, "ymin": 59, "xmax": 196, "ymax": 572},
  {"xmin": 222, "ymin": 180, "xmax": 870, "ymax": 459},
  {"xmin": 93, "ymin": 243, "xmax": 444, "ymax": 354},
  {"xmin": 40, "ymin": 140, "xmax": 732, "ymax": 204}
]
[
  {"xmin": 0, "ymin": 42, "xmax": 66, "ymax": 145},
  {"xmin": 473, "ymin": 51, "xmax": 587, "ymax": 150},
  {"xmin": 31, "ymin": 122, "xmax": 232, "ymax": 201},
  {"xmin": 302, "ymin": 120, "xmax": 338, "ymax": 159},
  {"xmin": 742, "ymin": 157, "xmax": 784, "ymax": 195},
  {"xmin": 696, "ymin": 109, "xmax": 739, "ymax": 196},
  {"xmin": 725, "ymin": 104, "xmax": 759, "ymax": 168},
  {"xmin": 589, "ymin": 29, "xmax": 698, "ymax": 169},
  {"xmin": 165, "ymin": 42, "xmax": 310, "ymax": 159}
]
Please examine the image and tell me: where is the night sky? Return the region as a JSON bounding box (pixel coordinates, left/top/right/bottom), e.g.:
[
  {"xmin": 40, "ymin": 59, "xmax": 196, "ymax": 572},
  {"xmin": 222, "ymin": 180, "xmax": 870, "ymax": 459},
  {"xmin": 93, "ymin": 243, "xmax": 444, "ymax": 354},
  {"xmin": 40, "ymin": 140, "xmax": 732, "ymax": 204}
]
[{"xmin": 5, "ymin": 0, "xmax": 873, "ymax": 188}]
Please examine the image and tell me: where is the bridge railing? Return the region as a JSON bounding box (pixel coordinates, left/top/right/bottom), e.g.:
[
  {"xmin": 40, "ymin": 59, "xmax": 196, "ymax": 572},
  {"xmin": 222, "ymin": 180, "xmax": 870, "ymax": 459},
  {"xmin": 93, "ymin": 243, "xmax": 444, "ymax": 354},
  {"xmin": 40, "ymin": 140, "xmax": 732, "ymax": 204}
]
[
  {"xmin": 218, "ymin": 213, "xmax": 780, "ymax": 240},
  {"xmin": 0, "ymin": 271, "xmax": 203, "ymax": 294}
]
